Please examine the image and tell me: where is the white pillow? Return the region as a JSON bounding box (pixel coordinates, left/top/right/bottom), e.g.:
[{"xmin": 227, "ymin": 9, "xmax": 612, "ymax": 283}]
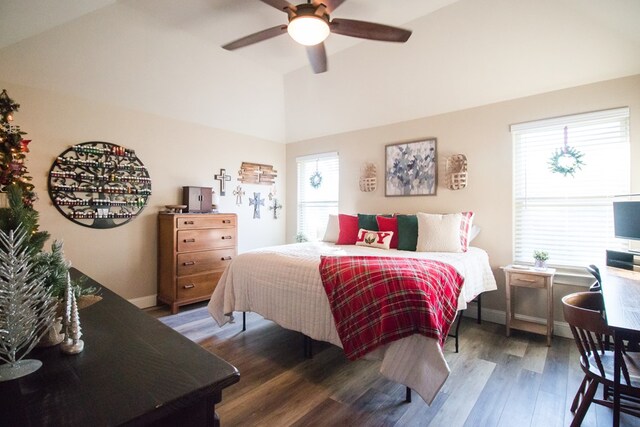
[
  {"xmin": 416, "ymin": 212, "xmax": 463, "ymax": 252},
  {"xmin": 322, "ymin": 214, "xmax": 340, "ymax": 243},
  {"xmin": 355, "ymin": 229, "xmax": 394, "ymax": 250},
  {"xmin": 469, "ymin": 225, "xmax": 481, "ymax": 243}
]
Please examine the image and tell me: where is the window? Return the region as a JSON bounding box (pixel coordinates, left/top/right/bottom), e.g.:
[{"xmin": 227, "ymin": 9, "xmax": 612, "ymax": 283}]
[
  {"xmin": 512, "ymin": 108, "xmax": 630, "ymax": 267},
  {"xmin": 296, "ymin": 152, "xmax": 339, "ymax": 241}
]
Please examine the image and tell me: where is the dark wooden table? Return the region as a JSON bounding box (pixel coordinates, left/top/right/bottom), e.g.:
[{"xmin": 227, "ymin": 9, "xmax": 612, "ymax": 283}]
[
  {"xmin": 601, "ymin": 267, "xmax": 640, "ymax": 427},
  {"xmin": 0, "ymin": 268, "xmax": 239, "ymax": 426}
]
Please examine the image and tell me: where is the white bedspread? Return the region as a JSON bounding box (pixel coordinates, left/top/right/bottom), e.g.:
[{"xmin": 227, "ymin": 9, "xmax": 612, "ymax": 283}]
[{"xmin": 208, "ymin": 242, "xmax": 497, "ymax": 404}]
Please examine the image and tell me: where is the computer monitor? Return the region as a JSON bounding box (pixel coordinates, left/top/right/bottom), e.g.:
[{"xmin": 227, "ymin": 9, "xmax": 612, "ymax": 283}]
[{"xmin": 613, "ymin": 201, "xmax": 640, "ymax": 241}]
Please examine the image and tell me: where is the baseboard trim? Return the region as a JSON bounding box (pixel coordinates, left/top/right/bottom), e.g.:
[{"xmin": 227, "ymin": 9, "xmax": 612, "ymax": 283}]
[
  {"xmin": 463, "ymin": 302, "xmax": 572, "ymax": 340},
  {"xmin": 128, "ymin": 294, "xmax": 157, "ymax": 309}
]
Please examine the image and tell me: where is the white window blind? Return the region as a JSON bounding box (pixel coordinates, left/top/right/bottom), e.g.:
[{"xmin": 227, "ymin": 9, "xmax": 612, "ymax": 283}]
[
  {"xmin": 296, "ymin": 152, "xmax": 339, "ymax": 241},
  {"xmin": 511, "ymin": 107, "xmax": 630, "ymax": 267}
]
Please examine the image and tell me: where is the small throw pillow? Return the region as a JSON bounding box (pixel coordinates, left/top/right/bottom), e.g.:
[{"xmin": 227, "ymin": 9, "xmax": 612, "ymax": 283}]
[
  {"xmin": 336, "ymin": 214, "xmax": 359, "ymax": 245},
  {"xmin": 322, "ymin": 214, "xmax": 340, "ymax": 243},
  {"xmin": 355, "ymin": 229, "xmax": 394, "ymax": 250},
  {"xmin": 376, "ymin": 215, "xmax": 399, "ymax": 249},
  {"xmin": 396, "ymin": 214, "xmax": 418, "ymax": 251},
  {"xmin": 358, "ymin": 213, "xmax": 379, "ymax": 231},
  {"xmin": 416, "ymin": 212, "xmax": 463, "ymax": 252},
  {"xmin": 460, "ymin": 211, "xmax": 475, "ymax": 252}
]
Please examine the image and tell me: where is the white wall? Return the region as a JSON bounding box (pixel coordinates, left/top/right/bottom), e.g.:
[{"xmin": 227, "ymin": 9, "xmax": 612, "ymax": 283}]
[
  {"xmin": 0, "ymin": 1, "xmax": 287, "ymax": 142},
  {"xmin": 2, "ymin": 81, "xmax": 286, "ymax": 303},
  {"xmin": 285, "ymin": 74, "xmax": 640, "ymax": 322}
]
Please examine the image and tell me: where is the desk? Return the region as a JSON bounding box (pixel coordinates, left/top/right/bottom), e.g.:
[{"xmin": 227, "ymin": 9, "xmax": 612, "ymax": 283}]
[
  {"xmin": 0, "ymin": 268, "xmax": 240, "ymax": 426},
  {"xmin": 600, "ymin": 267, "xmax": 640, "ymax": 427}
]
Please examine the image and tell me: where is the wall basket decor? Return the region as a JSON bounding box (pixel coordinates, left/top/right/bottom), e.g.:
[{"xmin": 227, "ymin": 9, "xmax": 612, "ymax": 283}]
[
  {"xmin": 48, "ymin": 141, "xmax": 152, "ymax": 229},
  {"xmin": 359, "ymin": 162, "xmax": 377, "ymax": 192},
  {"xmin": 446, "ymin": 154, "xmax": 468, "ymax": 190}
]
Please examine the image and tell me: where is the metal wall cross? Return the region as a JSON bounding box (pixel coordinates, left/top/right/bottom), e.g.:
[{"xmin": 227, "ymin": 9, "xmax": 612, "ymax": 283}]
[
  {"xmin": 269, "ymin": 198, "xmax": 283, "ymax": 219},
  {"xmin": 233, "ymin": 185, "xmax": 245, "ymax": 206},
  {"xmin": 248, "ymin": 192, "xmax": 264, "ymax": 219},
  {"xmin": 214, "ymin": 168, "xmax": 232, "ymax": 196}
]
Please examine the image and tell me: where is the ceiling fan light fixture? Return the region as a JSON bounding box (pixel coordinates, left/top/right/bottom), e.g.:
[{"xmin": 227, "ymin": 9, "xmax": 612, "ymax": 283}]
[{"xmin": 287, "ymin": 15, "xmax": 330, "ymax": 46}]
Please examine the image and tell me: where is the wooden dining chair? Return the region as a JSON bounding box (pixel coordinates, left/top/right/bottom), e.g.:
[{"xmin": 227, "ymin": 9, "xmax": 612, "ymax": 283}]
[{"xmin": 562, "ymin": 291, "xmax": 640, "ymax": 426}]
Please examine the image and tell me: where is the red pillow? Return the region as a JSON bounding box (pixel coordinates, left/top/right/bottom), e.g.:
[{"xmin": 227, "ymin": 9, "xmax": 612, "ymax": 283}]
[
  {"xmin": 376, "ymin": 215, "xmax": 398, "ymax": 249},
  {"xmin": 460, "ymin": 211, "xmax": 475, "ymax": 252},
  {"xmin": 336, "ymin": 214, "xmax": 359, "ymax": 245}
]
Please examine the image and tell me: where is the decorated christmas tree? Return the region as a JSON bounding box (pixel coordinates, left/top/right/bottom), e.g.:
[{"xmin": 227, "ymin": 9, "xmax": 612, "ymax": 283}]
[
  {"xmin": 0, "ymin": 89, "xmax": 35, "ymax": 206},
  {"xmin": 0, "ymin": 184, "xmax": 49, "ymax": 256},
  {"xmin": 0, "ymin": 91, "xmax": 94, "ymax": 301}
]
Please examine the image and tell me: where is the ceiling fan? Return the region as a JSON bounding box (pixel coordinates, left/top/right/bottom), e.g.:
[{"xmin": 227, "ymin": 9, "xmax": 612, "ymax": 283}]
[{"xmin": 222, "ymin": 0, "xmax": 412, "ymax": 74}]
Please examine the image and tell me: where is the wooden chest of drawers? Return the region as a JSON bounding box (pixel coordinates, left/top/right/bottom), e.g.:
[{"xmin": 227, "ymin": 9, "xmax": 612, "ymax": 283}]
[{"xmin": 158, "ymin": 213, "xmax": 237, "ymax": 313}]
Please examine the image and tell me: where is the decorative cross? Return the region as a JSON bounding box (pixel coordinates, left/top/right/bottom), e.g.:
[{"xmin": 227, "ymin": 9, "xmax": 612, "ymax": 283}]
[
  {"xmin": 214, "ymin": 168, "xmax": 232, "ymax": 196},
  {"xmin": 248, "ymin": 192, "xmax": 264, "ymax": 219},
  {"xmin": 269, "ymin": 198, "xmax": 283, "ymax": 219},
  {"xmin": 233, "ymin": 185, "xmax": 245, "ymax": 206}
]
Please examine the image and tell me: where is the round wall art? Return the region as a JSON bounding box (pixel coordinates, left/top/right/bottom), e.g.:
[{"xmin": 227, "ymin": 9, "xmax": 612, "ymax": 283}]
[{"xmin": 48, "ymin": 141, "xmax": 152, "ymax": 229}]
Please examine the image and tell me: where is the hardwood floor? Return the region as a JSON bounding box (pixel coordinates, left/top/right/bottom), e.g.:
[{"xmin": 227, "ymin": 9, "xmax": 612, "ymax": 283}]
[{"xmin": 148, "ymin": 304, "xmax": 640, "ymax": 426}]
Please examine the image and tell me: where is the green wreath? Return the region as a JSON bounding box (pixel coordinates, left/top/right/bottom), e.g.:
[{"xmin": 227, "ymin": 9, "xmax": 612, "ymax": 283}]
[
  {"xmin": 309, "ymin": 171, "xmax": 322, "ymax": 189},
  {"xmin": 548, "ymin": 145, "xmax": 585, "ymax": 177}
]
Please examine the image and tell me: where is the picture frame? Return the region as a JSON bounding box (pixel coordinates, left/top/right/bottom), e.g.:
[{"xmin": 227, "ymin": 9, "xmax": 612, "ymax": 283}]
[{"xmin": 385, "ymin": 138, "xmax": 437, "ymax": 196}]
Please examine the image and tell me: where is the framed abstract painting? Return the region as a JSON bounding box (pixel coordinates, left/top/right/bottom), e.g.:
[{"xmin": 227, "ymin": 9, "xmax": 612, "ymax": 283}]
[{"xmin": 385, "ymin": 138, "xmax": 437, "ymax": 196}]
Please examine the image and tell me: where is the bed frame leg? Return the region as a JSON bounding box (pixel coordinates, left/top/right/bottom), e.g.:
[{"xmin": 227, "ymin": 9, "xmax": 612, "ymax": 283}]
[
  {"xmin": 455, "ymin": 311, "xmax": 463, "ymax": 353},
  {"xmin": 405, "ymin": 387, "xmax": 412, "ymax": 403},
  {"xmin": 447, "ymin": 310, "xmax": 464, "ymax": 353},
  {"xmin": 303, "ymin": 335, "xmax": 313, "ymax": 359},
  {"xmin": 476, "ymin": 294, "xmax": 482, "ymax": 324},
  {"xmin": 242, "ymin": 311, "xmax": 246, "ymax": 332}
]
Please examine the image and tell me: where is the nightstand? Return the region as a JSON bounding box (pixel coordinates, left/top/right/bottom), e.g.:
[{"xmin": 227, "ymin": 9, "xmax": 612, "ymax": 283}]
[{"xmin": 502, "ymin": 265, "xmax": 556, "ymax": 346}]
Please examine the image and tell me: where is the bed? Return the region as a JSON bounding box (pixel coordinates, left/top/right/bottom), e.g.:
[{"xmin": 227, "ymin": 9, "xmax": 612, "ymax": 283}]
[{"xmin": 208, "ymin": 241, "xmax": 497, "ymax": 404}]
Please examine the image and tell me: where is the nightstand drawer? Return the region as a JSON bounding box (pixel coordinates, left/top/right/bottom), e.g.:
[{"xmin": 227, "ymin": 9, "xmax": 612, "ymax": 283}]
[
  {"xmin": 177, "ymin": 249, "xmax": 235, "ymax": 276},
  {"xmin": 177, "ymin": 229, "xmax": 236, "ymax": 252},
  {"xmin": 509, "ymin": 272, "xmax": 546, "ymax": 288},
  {"xmin": 176, "ymin": 215, "xmax": 236, "ymax": 229},
  {"xmin": 177, "ymin": 272, "xmax": 221, "ymax": 300}
]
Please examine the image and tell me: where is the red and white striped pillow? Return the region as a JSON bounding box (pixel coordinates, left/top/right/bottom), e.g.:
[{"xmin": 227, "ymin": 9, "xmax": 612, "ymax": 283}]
[{"xmin": 460, "ymin": 211, "xmax": 475, "ymax": 252}]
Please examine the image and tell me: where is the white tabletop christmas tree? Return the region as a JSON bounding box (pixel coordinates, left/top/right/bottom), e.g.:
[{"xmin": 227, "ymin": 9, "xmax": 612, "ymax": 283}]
[{"xmin": 60, "ymin": 273, "xmax": 84, "ymax": 354}]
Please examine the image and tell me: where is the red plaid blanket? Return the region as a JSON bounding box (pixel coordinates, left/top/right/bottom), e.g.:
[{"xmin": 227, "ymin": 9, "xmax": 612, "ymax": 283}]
[{"xmin": 319, "ymin": 256, "xmax": 464, "ymax": 360}]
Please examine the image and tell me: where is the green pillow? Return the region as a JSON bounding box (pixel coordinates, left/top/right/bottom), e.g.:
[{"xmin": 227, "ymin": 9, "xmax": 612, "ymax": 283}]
[
  {"xmin": 396, "ymin": 214, "xmax": 418, "ymax": 251},
  {"xmin": 358, "ymin": 214, "xmax": 379, "ymax": 231},
  {"xmin": 358, "ymin": 214, "xmax": 392, "ymax": 231}
]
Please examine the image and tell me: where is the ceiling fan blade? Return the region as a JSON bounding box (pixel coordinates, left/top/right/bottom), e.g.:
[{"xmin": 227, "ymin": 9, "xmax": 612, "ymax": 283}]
[
  {"xmin": 330, "ymin": 18, "xmax": 412, "ymax": 42},
  {"xmin": 306, "ymin": 43, "xmax": 328, "ymax": 74},
  {"xmin": 222, "ymin": 25, "xmax": 288, "ymax": 50},
  {"xmin": 259, "ymin": 0, "xmax": 295, "ymax": 13},
  {"xmin": 314, "ymin": 0, "xmax": 347, "ymax": 14}
]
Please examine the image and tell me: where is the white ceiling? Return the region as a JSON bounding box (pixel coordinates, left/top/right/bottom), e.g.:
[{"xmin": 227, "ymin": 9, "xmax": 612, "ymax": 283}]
[
  {"xmin": 1, "ymin": 0, "xmax": 639, "ymax": 142},
  {"xmin": 0, "ymin": 0, "xmax": 461, "ymax": 74}
]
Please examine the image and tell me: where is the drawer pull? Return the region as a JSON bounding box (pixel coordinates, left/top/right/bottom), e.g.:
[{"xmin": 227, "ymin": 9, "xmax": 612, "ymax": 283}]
[
  {"xmin": 222, "ymin": 236, "xmax": 233, "ymax": 240},
  {"xmin": 183, "ymin": 261, "xmax": 195, "ymax": 266},
  {"xmin": 516, "ymin": 278, "xmax": 537, "ymax": 283},
  {"xmin": 183, "ymin": 284, "xmax": 195, "ymax": 289},
  {"xmin": 221, "ymin": 256, "xmax": 232, "ymax": 261},
  {"xmin": 222, "ymin": 219, "xmax": 231, "ymax": 224},
  {"xmin": 183, "ymin": 221, "xmax": 194, "ymax": 225},
  {"xmin": 184, "ymin": 238, "xmax": 196, "ymax": 243}
]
